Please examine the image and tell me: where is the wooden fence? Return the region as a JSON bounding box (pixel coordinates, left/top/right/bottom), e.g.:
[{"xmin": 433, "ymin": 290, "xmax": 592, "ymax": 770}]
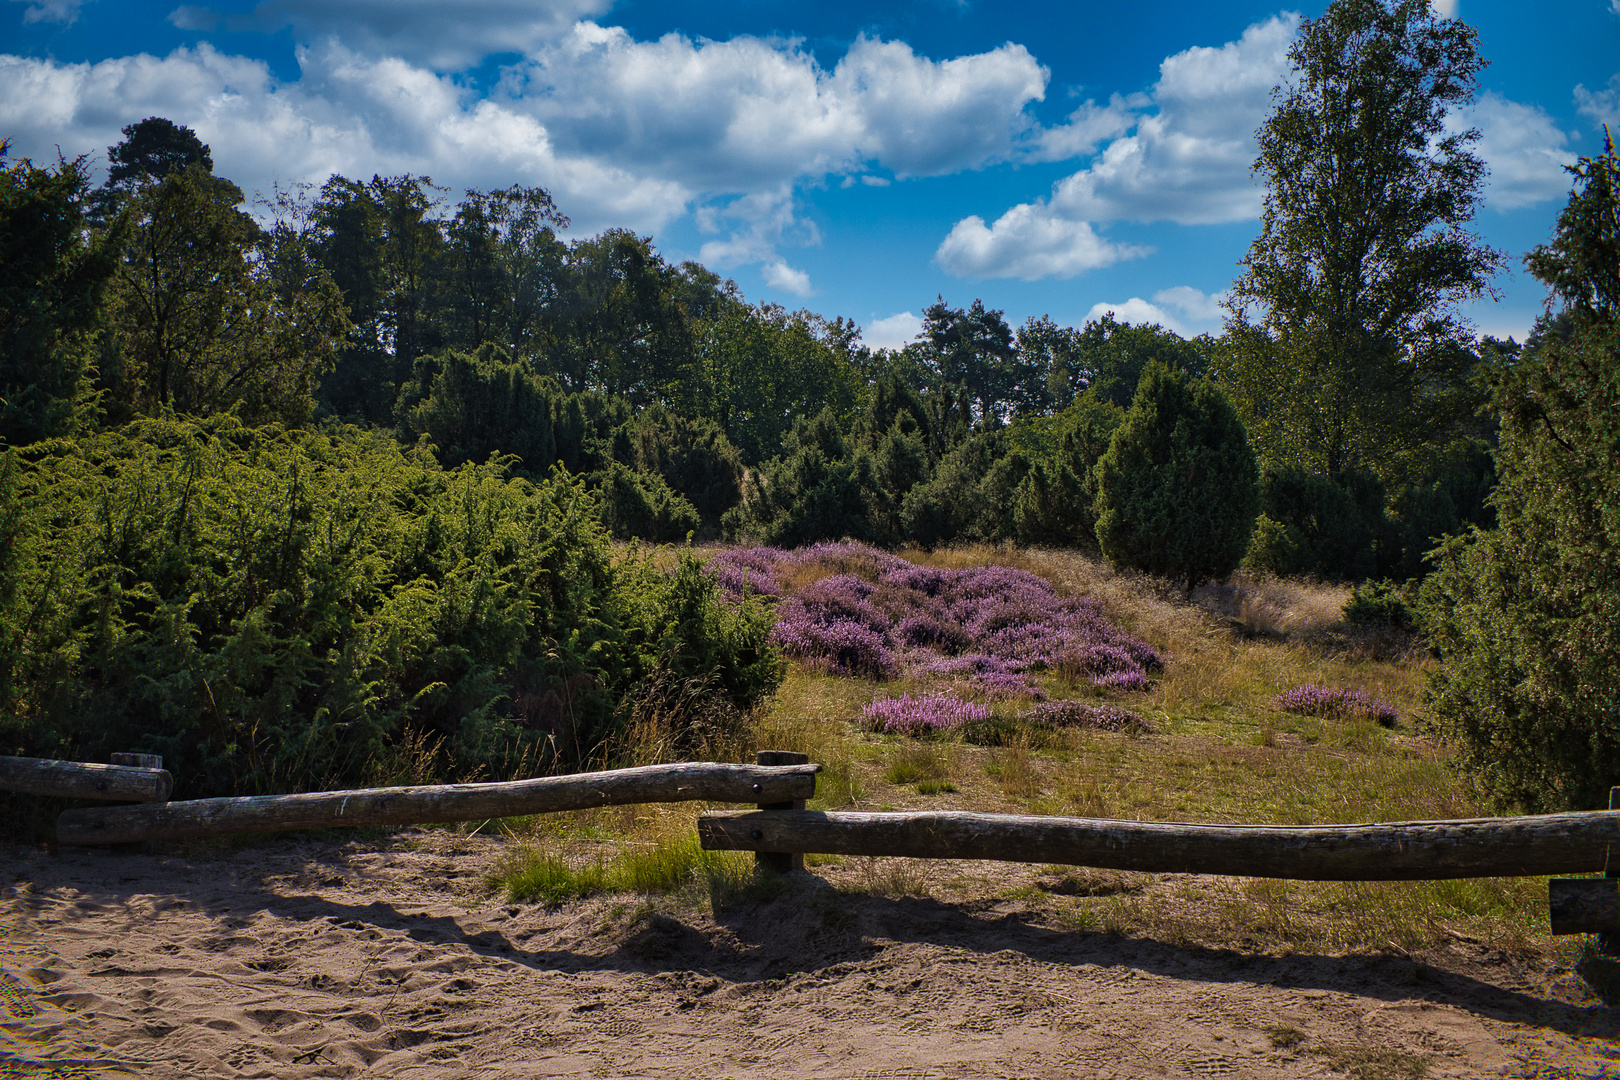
[{"xmin": 5, "ymin": 752, "xmax": 1616, "ymax": 937}]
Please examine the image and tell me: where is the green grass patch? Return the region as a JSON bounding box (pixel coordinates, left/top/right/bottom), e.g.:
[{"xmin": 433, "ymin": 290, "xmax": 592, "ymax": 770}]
[{"xmin": 492, "ymin": 833, "xmax": 760, "ymax": 907}]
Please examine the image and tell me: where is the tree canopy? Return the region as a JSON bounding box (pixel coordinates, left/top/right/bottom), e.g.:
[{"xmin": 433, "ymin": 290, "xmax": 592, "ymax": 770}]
[{"xmin": 1222, "ymin": 0, "xmax": 1501, "ymax": 482}]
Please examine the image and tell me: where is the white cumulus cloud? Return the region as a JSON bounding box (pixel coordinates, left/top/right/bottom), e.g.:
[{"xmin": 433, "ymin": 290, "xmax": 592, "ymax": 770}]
[
  {"xmin": 864, "ymin": 311, "xmax": 923, "ymax": 350},
  {"xmin": 503, "ymin": 26, "xmax": 1047, "ymax": 191},
  {"xmin": 0, "ymin": 44, "xmax": 690, "ymax": 235},
  {"xmin": 935, "ymin": 202, "xmax": 1148, "ymax": 280},
  {"xmin": 1084, "ymin": 298, "xmax": 1187, "ymax": 335},
  {"xmin": 1083, "ymin": 286, "xmax": 1228, "ymax": 337},
  {"xmin": 1049, "ymin": 14, "xmax": 1297, "ymax": 226},
  {"xmin": 762, "ymin": 260, "xmax": 813, "ymax": 296},
  {"xmin": 0, "ymin": 22, "xmax": 1056, "ymax": 279},
  {"xmin": 1152, "ymin": 285, "xmax": 1227, "ymax": 324},
  {"xmin": 1457, "ymin": 92, "xmax": 1575, "ymax": 210},
  {"xmin": 232, "ymin": 0, "xmax": 612, "ymax": 71},
  {"xmin": 935, "ymin": 14, "xmax": 1295, "ymax": 281},
  {"xmin": 1575, "ymin": 74, "xmax": 1620, "ymax": 130}
]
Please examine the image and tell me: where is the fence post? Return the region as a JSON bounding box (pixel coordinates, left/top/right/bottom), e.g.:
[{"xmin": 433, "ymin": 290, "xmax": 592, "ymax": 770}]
[
  {"xmin": 1604, "ymin": 787, "xmax": 1620, "ymax": 955},
  {"xmin": 754, "ymin": 750, "xmax": 809, "ymax": 874}
]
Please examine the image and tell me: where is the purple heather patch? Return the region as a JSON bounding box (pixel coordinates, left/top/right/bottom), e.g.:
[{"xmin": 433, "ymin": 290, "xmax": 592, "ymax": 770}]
[
  {"xmin": 1274, "ymin": 684, "xmax": 1398, "ymax": 727},
  {"xmin": 862, "ymin": 692, "xmax": 991, "ymax": 735},
  {"xmin": 705, "ymin": 543, "xmax": 1161, "ymax": 693},
  {"xmin": 1022, "ymin": 700, "xmax": 1151, "ymax": 733}
]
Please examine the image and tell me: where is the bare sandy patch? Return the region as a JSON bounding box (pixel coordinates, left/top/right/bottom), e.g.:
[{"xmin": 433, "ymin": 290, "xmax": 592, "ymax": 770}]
[{"xmin": 3, "ymin": 829, "xmax": 1614, "ymax": 1079}]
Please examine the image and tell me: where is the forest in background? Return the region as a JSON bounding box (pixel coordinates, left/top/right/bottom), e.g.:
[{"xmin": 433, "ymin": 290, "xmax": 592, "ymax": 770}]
[{"xmin": 2, "ymin": 0, "xmax": 1616, "ymax": 815}]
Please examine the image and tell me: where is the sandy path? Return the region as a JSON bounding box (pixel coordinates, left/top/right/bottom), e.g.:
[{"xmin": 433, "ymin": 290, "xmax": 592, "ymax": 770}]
[{"xmin": 2, "ymin": 830, "xmax": 1615, "ymax": 1079}]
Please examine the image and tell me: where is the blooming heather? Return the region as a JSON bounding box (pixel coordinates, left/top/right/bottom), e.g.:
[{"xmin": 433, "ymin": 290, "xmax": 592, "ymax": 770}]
[
  {"xmin": 863, "ymin": 693, "xmax": 991, "ymax": 735},
  {"xmin": 1274, "ymin": 684, "xmax": 1398, "ymax": 727},
  {"xmin": 706, "ymin": 542, "xmax": 1160, "ymax": 691},
  {"xmin": 1023, "ymin": 701, "xmax": 1152, "ymax": 733}
]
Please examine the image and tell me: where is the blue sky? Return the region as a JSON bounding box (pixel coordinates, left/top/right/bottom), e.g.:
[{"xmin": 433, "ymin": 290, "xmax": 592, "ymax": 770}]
[{"xmin": 4, "ymin": 0, "xmax": 1618, "ymax": 347}]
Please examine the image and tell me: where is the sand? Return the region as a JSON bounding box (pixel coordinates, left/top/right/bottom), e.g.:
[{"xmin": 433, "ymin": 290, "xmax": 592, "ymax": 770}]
[{"xmin": 2, "ymin": 828, "xmax": 1616, "ymax": 1079}]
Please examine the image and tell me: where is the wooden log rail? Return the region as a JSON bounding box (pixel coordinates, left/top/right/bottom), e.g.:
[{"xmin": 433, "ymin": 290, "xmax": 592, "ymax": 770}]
[
  {"xmin": 698, "ymin": 808, "xmax": 1620, "ymax": 881},
  {"xmin": 56, "ymin": 762, "xmax": 819, "ymax": 846},
  {"xmin": 0, "ymin": 755, "xmax": 173, "ymax": 803}
]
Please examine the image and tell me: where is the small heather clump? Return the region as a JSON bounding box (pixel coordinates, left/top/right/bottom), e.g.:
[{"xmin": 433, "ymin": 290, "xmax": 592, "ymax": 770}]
[
  {"xmin": 862, "ymin": 693, "xmax": 991, "ymax": 736},
  {"xmin": 1274, "ymin": 684, "xmax": 1398, "ymax": 727},
  {"xmin": 972, "ymin": 672, "xmax": 1048, "ymax": 702},
  {"xmin": 707, "ymin": 542, "xmax": 1160, "ymax": 692},
  {"xmin": 1022, "ymin": 701, "xmax": 1152, "ymax": 734}
]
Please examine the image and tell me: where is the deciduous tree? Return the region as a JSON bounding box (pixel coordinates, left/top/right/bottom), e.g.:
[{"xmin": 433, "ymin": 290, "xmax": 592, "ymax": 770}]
[{"xmin": 1222, "ymin": 0, "xmax": 1501, "ymax": 481}]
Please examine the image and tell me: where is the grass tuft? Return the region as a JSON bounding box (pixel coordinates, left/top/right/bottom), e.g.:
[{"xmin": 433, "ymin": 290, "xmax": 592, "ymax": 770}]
[
  {"xmin": 492, "ymin": 833, "xmax": 758, "ymax": 908},
  {"xmin": 1312, "ymin": 1045, "xmax": 1429, "ymax": 1080}
]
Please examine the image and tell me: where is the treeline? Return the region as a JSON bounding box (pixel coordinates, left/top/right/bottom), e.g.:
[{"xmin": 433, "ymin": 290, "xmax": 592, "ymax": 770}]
[{"xmin": 0, "ymin": 118, "xmax": 1496, "ymax": 581}]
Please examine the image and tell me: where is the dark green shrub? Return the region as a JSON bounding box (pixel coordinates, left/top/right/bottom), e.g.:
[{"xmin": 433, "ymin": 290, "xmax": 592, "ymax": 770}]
[
  {"xmin": 1094, "ymin": 362, "xmax": 1259, "ymax": 592},
  {"xmin": 1423, "ymin": 137, "xmax": 1620, "ymax": 813},
  {"xmin": 1243, "ymin": 465, "xmax": 1382, "ymax": 580},
  {"xmin": 395, "ymin": 345, "xmax": 558, "ymax": 472},
  {"xmin": 591, "ymin": 462, "xmax": 700, "ymax": 542},
  {"xmin": 901, "ymin": 431, "xmax": 1027, "ymax": 548},
  {"xmin": 1382, "ymin": 439, "xmax": 1496, "ymax": 580},
  {"xmin": 723, "ymin": 409, "xmax": 878, "ymax": 547},
  {"xmin": 1343, "ymin": 579, "xmax": 1419, "ymax": 632},
  {"xmin": 0, "ymin": 416, "xmax": 779, "ymax": 809},
  {"xmin": 1013, "ymin": 392, "xmax": 1123, "ymax": 547},
  {"xmin": 616, "ymin": 407, "xmax": 744, "ymax": 527}
]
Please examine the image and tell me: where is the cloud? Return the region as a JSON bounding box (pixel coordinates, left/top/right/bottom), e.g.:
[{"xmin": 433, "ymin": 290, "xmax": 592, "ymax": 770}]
[
  {"xmin": 1084, "ymin": 298, "xmax": 1187, "ymax": 335},
  {"xmin": 0, "ymin": 44, "xmax": 690, "ymax": 235},
  {"xmin": 503, "ymin": 26, "xmax": 1047, "ymax": 191},
  {"xmin": 695, "ymin": 187, "xmax": 822, "ymax": 290},
  {"xmin": 934, "ymin": 14, "xmax": 1295, "ymax": 282},
  {"xmin": 1152, "ymin": 285, "xmax": 1227, "ymax": 324},
  {"xmin": 1026, "ymin": 93, "xmax": 1144, "ymax": 163},
  {"xmin": 762, "ymin": 260, "xmax": 813, "ymax": 296},
  {"xmin": 167, "ymin": 6, "xmax": 219, "ymax": 31},
  {"xmin": 1048, "ymin": 14, "xmax": 1297, "ymax": 226},
  {"xmin": 1082, "ymin": 286, "xmax": 1229, "ymax": 337},
  {"xmin": 1430, "ymin": 0, "xmax": 1458, "ymax": 18},
  {"xmin": 826, "ymin": 34, "xmax": 1047, "ymax": 177},
  {"xmin": 1460, "ymin": 92, "xmax": 1575, "ymax": 210},
  {"xmin": 1575, "ymin": 74, "xmax": 1620, "ymax": 130},
  {"xmin": 10, "ymin": 0, "xmax": 84, "ymax": 24},
  {"xmin": 864, "ymin": 311, "xmax": 923, "ymax": 350},
  {"xmin": 240, "ymin": 0, "xmax": 614, "ymax": 71},
  {"xmin": 935, "ymin": 201, "xmax": 1148, "ymax": 279},
  {"xmin": 0, "ymin": 21, "xmax": 1056, "ymax": 277}
]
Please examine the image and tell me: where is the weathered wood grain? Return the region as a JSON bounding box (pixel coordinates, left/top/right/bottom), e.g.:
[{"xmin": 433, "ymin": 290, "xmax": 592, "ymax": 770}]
[
  {"xmin": 698, "ymin": 809, "xmax": 1620, "ymax": 880},
  {"xmin": 57, "ymin": 762, "xmax": 819, "ymax": 845},
  {"xmin": 1549, "ymin": 878, "xmax": 1620, "ymax": 935},
  {"xmin": 0, "ymin": 755, "xmax": 173, "ymax": 803},
  {"xmin": 754, "ymin": 750, "xmax": 810, "ymax": 874}
]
